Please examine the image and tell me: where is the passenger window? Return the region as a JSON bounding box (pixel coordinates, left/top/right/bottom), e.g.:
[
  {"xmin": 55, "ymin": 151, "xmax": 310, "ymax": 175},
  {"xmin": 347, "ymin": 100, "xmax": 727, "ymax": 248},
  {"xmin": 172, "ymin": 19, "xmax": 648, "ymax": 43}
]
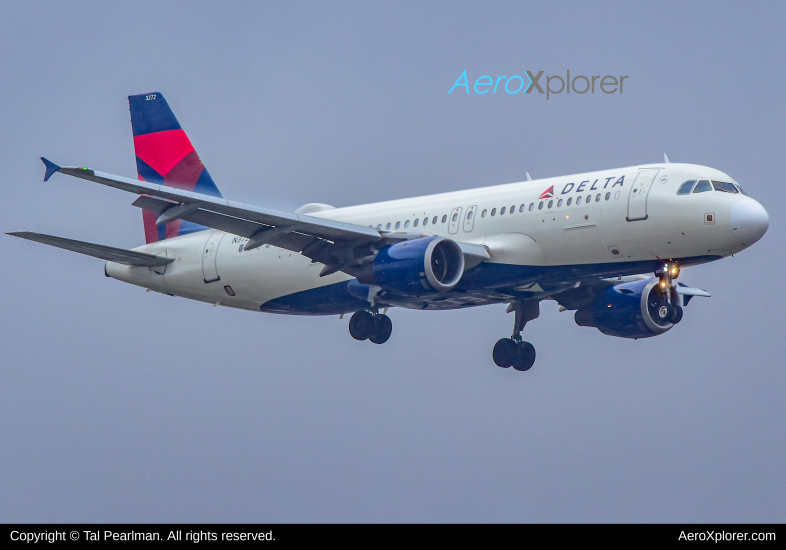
[
  {"xmin": 596, "ymin": 194, "xmax": 601, "ymax": 202},
  {"xmin": 557, "ymin": 199, "xmax": 563, "ymax": 207},
  {"xmin": 538, "ymin": 202, "xmax": 544, "ymax": 210},
  {"xmin": 567, "ymin": 197, "xmax": 572, "ymax": 206},
  {"xmin": 481, "ymin": 209, "xmax": 487, "ymax": 218},
  {"xmin": 491, "ymin": 208, "xmax": 496, "ymax": 216},
  {"xmin": 712, "ymin": 181, "xmax": 739, "ymax": 194},
  {"xmin": 529, "ymin": 203, "xmax": 534, "ymax": 211},
  {"xmin": 586, "ymin": 195, "xmax": 592, "ymax": 203},
  {"xmin": 442, "ymin": 215, "xmax": 447, "ymax": 223},
  {"xmin": 500, "ymin": 207, "xmax": 506, "ymax": 215},
  {"xmin": 577, "ymin": 196, "xmax": 582, "ymax": 205},
  {"xmin": 677, "ymin": 180, "xmax": 696, "ymax": 195},
  {"xmin": 404, "ymin": 220, "xmax": 410, "ymax": 228},
  {"xmin": 519, "ymin": 204, "xmax": 525, "ymax": 212},
  {"xmin": 423, "ymin": 217, "xmax": 428, "ymax": 225},
  {"xmin": 395, "ymin": 221, "xmax": 400, "ymax": 229},
  {"xmin": 413, "ymin": 219, "xmax": 419, "ymax": 227},
  {"xmin": 452, "ymin": 213, "xmax": 458, "ymax": 222},
  {"xmin": 432, "ymin": 216, "xmax": 438, "ymax": 224},
  {"xmin": 466, "ymin": 211, "xmax": 473, "ymax": 220},
  {"xmin": 605, "ymin": 192, "xmax": 610, "ymax": 200},
  {"xmin": 548, "ymin": 200, "xmax": 553, "ymax": 209},
  {"xmin": 693, "ymin": 180, "xmax": 712, "ymax": 193},
  {"xmin": 510, "ymin": 204, "xmax": 515, "ymax": 213}
]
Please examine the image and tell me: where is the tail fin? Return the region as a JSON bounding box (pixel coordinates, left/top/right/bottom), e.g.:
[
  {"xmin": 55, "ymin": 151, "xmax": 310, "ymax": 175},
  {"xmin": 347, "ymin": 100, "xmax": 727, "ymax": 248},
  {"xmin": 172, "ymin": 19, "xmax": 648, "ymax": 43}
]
[{"xmin": 129, "ymin": 92, "xmax": 222, "ymax": 243}]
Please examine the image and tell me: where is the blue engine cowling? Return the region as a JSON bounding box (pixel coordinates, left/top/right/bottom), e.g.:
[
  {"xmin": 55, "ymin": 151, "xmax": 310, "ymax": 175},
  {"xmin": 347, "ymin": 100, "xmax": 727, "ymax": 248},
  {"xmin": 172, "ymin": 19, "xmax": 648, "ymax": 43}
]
[
  {"xmin": 574, "ymin": 278, "xmax": 683, "ymax": 339},
  {"xmin": 356, "ymin": 236, "xmax": 465, "ymax": 296}
]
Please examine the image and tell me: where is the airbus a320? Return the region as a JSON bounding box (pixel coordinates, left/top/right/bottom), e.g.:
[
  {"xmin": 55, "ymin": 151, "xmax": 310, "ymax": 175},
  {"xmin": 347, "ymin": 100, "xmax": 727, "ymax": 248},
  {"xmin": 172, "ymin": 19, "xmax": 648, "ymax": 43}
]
[{"xmin": 10, "ymin": 93, "xmax": 769, "ymax": 371}]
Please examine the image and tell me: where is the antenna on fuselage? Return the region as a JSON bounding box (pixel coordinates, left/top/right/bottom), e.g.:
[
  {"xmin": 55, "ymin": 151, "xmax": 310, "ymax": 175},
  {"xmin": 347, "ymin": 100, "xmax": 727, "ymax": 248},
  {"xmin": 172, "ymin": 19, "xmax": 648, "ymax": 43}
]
[
  {"xmin": 526, "ymin": 172, "xmax": 533, "ymax": 181},
  {"xmin": 663, "ymin": 153, "xmax": 670, "ymax": 163}
]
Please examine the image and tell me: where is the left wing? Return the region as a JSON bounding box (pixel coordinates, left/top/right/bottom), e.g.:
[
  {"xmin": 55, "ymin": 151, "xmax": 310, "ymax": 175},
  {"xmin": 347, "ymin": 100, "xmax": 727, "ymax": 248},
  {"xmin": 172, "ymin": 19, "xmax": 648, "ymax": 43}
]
[{"xmin": 41, "ymin": 159, "xmax": 490, "ymax": 275}]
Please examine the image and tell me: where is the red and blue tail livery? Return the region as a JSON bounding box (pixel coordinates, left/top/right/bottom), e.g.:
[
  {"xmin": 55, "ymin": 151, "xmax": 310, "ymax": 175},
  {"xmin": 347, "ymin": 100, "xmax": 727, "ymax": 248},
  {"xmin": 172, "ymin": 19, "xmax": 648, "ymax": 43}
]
[{"xmin": 129, "ymin": 92, "xmax": 222, "ymax": 243}]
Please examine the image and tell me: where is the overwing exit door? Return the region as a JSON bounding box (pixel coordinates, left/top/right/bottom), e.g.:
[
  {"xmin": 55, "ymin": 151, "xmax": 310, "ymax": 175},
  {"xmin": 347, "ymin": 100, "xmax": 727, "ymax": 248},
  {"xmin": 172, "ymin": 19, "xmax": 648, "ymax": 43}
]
[
  {"xmin": 626, "ymin": 169, "xmax": 659, "ymax": 221},
  {"xmin": 448, "ymin": 207, "xmax": 463, "ymax": 234},
  {"xmin": 463, "ymin": 205, "xmax": 477, "ymax": 232}
]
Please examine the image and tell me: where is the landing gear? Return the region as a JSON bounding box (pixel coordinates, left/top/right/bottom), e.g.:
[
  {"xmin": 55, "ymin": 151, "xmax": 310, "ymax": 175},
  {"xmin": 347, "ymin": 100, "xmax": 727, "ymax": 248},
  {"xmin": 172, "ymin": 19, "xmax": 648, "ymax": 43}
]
[
  {"xmin": 668, "ymin": 304, "xmax": 683, "ymax": 324},
  {"xmin": 492, "ymin": 300, "xmax": 539, "ymax": 372},
  {"xmin": 654, "ymin": 261, "xmax": 683, "ymax": 324},
  {"xmin": 349, "ymin": 310, "xmax": 374, "ymax": 340},
  {"xmin": 349, "ymin": 310, "xmax": 392, "ymax": 344},
  {"xmin": 493, "ymin": 338, "xmax": 536, "ymax": 371},
  {"xmin": 369, "ymin": 314, "xmax": 392, "ymax": 344}
]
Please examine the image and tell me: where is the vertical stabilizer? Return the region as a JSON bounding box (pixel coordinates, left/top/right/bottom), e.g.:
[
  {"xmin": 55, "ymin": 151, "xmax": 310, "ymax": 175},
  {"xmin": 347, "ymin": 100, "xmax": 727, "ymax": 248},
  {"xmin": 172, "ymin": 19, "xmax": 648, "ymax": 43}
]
[{"xmin": 129, "ymin": 92, "xmax": 222, "ymax": 243}]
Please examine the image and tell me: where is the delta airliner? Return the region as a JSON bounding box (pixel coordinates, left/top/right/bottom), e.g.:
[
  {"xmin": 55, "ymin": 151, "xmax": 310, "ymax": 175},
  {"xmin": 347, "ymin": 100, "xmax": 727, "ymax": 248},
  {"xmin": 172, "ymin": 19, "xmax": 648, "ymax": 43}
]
[{"xmin": 10, "ymin": 93, "xmax": 769, "ymax": 371}]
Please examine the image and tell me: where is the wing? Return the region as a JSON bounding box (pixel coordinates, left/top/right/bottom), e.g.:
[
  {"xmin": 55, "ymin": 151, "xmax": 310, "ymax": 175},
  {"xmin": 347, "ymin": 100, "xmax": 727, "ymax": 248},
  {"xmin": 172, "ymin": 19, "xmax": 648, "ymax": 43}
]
[
  {"xmin": 8, "ymin": 231, "xmax": 173, "ymax": 267},
  {"xmin": 41, "ymin": 159, "xmax": 490, "ymax": 274}
]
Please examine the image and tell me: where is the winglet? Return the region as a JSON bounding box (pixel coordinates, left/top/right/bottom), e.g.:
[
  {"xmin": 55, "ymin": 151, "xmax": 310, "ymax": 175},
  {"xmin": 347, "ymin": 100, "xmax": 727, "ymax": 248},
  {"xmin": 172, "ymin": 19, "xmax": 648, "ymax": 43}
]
[
  {"xmin": 41, "ymin": 157, "xmax": 61, "ymax": 181},
  {"xmin": 526, "ymin": 172, "xmax": 533, "ymax": 181},
  {"xmin": 663, "ymin": 153, "xmax": 670, "ymax": 164}
]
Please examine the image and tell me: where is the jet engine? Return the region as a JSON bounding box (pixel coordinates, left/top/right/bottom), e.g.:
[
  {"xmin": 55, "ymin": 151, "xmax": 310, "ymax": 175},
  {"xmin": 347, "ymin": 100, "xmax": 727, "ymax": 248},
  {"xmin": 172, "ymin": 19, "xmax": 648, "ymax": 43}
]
[
  {"xmin": 356, "ymin": 236, "xmax": 465, "ymax": 296},
  {"xmin": 574, "ymin": 278, "xmax": 683, "ymax": 339}
]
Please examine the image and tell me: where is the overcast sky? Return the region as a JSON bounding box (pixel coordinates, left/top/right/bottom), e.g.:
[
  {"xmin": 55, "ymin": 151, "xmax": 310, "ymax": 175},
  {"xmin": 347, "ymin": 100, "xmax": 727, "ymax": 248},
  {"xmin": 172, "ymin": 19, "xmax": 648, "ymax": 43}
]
[{"xmin": 1, "ymin": 1, "xmax": 784, "ymax": 522}]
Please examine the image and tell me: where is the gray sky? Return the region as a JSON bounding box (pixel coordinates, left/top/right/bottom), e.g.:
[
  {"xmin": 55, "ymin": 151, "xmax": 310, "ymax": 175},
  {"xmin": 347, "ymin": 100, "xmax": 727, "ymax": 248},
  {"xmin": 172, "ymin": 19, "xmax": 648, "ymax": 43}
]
[{"xmin": 1, "ymin": 1, "xmax": 784, "ymax": 522}]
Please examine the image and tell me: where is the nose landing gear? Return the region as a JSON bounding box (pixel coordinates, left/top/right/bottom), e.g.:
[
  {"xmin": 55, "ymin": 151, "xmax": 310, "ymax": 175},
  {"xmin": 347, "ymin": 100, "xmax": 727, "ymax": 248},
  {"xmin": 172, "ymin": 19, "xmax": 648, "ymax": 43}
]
[
  {"xmin": 493, "ymin": 300, "xmax": 539, "ymax": 371},
  {"xmin": 349, "ymin": 310, "xmax": 392, "ymax": 344},
  {"xmin": 654, "ymin": 261, "xmax": 684, "ymax": 324}
]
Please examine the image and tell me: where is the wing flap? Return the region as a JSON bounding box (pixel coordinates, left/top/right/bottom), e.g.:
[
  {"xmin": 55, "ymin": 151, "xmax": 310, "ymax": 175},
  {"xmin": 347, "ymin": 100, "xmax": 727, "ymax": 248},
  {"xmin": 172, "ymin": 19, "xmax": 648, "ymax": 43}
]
[{"xmin": 8, "ymin": 231, "xmax": 173, "ymax": 268}]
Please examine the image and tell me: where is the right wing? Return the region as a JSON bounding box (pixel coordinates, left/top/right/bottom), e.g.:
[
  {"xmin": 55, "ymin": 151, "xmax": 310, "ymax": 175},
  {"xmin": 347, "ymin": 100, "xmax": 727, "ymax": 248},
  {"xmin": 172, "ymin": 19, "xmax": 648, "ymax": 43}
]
[{"xmin": 7, "ymin": 231, "xmax": 173, "ymax": 268}]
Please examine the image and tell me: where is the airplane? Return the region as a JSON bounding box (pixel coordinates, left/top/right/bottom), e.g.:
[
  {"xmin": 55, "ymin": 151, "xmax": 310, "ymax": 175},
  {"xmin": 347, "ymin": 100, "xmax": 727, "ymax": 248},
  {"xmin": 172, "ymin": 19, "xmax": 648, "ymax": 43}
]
[{"xmin": 9, "ymin": 92, "xmax": 769, "ymax": 372}]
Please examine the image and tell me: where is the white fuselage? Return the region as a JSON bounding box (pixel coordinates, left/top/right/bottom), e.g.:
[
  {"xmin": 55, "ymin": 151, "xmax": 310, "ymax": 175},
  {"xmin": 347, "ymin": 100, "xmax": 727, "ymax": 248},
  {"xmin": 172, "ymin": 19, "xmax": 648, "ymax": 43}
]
[{"xmin": 105, "ymin": 163, "xmax": 764, "ymax": 313}]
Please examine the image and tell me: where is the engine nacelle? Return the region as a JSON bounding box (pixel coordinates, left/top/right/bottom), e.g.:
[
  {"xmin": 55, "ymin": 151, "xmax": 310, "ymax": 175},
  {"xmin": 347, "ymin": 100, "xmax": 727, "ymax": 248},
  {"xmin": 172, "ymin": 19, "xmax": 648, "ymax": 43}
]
[
  {"xmin": 356, "ymin": 236, "xmax": 465, "ymax": 296},
  {"xmin": 574, "ymin": 278, "xmax": 683, "ymax": 339}
]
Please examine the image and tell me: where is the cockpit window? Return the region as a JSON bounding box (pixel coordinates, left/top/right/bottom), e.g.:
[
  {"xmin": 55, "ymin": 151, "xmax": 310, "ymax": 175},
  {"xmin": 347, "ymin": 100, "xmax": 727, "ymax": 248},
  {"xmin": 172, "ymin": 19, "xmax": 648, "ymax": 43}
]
[
  {"xmin": 677, "ymin": 180, "xmax": 696, "ymax": 195},
  {"xmin": 712, "ymin": 181, "xmax": 739, "ymax": 194},
  {"xmin": 693, "ymin": 180, "xmax": 712, "ymax": 193},
  {"xmin": 738, "ymin": 185, "xmax": 748, "ymax": 196}
]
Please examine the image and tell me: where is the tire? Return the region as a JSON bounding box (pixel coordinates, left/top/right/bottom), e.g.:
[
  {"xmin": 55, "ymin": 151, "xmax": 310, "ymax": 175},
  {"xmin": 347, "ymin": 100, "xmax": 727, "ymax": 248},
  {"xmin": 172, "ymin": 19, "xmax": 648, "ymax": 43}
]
[
  {"xmin": 349, "ymin": 310, "xmax": 375, "ymax": 340},
  {"xmin": 512, "ymin": 341, "xmax": 536, "ymax": 371},
  {"xmin": 492, "ymin": 338, "xmax": 517, "ymax": 368},
  {"xmin": 656, "ymin": 303, "xmax": 674, "ymax": 323},
  {"xmin": 369, "ymin": 314, "xmax": 393, "ymax": 344},
  {"xmin": 668, "ymin": 305, "xmax": 684, "ymax": 324}
]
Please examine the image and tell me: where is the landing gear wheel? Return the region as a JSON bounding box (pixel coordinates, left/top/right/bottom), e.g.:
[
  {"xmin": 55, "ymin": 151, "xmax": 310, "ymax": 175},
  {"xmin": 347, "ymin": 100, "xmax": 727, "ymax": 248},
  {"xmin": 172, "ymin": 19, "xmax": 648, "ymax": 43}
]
[
  {"xmin": 668, "ymin": 304, "xmax": 684, "ymax": 324},
  {"xmin": 493, "ymin": 338, "xmax": 517, "ymax": 368},
  {"xmin": 349, "ymin": 310, "xmax": 375, "ymax": 340},
  {"xmin": 656, "ymin": 303, "xmax": 675, "ymax": 323},
  {"xmin": 512, "ymin": 341, "xmax": 536, "ymax": 371},
  {"xmin": 369, "ymin": 314, "xmax": 392, "ymax": 344}
]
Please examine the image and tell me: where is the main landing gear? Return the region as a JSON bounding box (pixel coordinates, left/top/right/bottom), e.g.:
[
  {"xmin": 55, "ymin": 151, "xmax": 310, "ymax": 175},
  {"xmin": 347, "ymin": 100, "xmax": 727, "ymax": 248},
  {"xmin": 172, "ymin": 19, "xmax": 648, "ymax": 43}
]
[
  {"xmin": 493, "ymin": 301, "xmax": 539, "ymax": 372},
  {"xmin": 654, "ymin": 261, "xmax": 684, "ymax": 325},
  {"xmin": 349, "ymin": 310, "xmax": 392, "ymax": 344}
]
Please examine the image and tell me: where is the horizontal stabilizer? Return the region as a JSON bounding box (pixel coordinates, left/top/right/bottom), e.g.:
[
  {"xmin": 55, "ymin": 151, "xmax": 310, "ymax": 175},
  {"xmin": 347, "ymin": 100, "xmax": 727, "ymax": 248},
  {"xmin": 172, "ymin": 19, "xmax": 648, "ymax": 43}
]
[
  {"xmin": 7, "ymin": 231, "xmax": 173, "ymax": 267},
  {"xmin": 41, "ymin": 157, "xmax": 61, "ymax": 181},
  {"xmin": 675, "ymin": 284, "xmax": 710, "ymax": 297}
]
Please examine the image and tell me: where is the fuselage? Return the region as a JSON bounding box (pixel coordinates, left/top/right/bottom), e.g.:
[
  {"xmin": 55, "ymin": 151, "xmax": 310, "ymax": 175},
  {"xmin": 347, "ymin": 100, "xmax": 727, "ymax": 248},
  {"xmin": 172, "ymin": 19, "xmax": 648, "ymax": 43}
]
[{"xmin": 106, "ymin": 162, "xmax": 768, "ymax": 314}]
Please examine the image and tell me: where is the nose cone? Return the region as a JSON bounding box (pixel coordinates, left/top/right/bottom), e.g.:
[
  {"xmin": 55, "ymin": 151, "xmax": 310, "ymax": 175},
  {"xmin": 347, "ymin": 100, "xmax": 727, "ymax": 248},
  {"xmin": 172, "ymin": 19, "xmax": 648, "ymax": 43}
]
[{"xmin": 730, "ymin": 199, "xmax": 769, "ymax": 246}]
